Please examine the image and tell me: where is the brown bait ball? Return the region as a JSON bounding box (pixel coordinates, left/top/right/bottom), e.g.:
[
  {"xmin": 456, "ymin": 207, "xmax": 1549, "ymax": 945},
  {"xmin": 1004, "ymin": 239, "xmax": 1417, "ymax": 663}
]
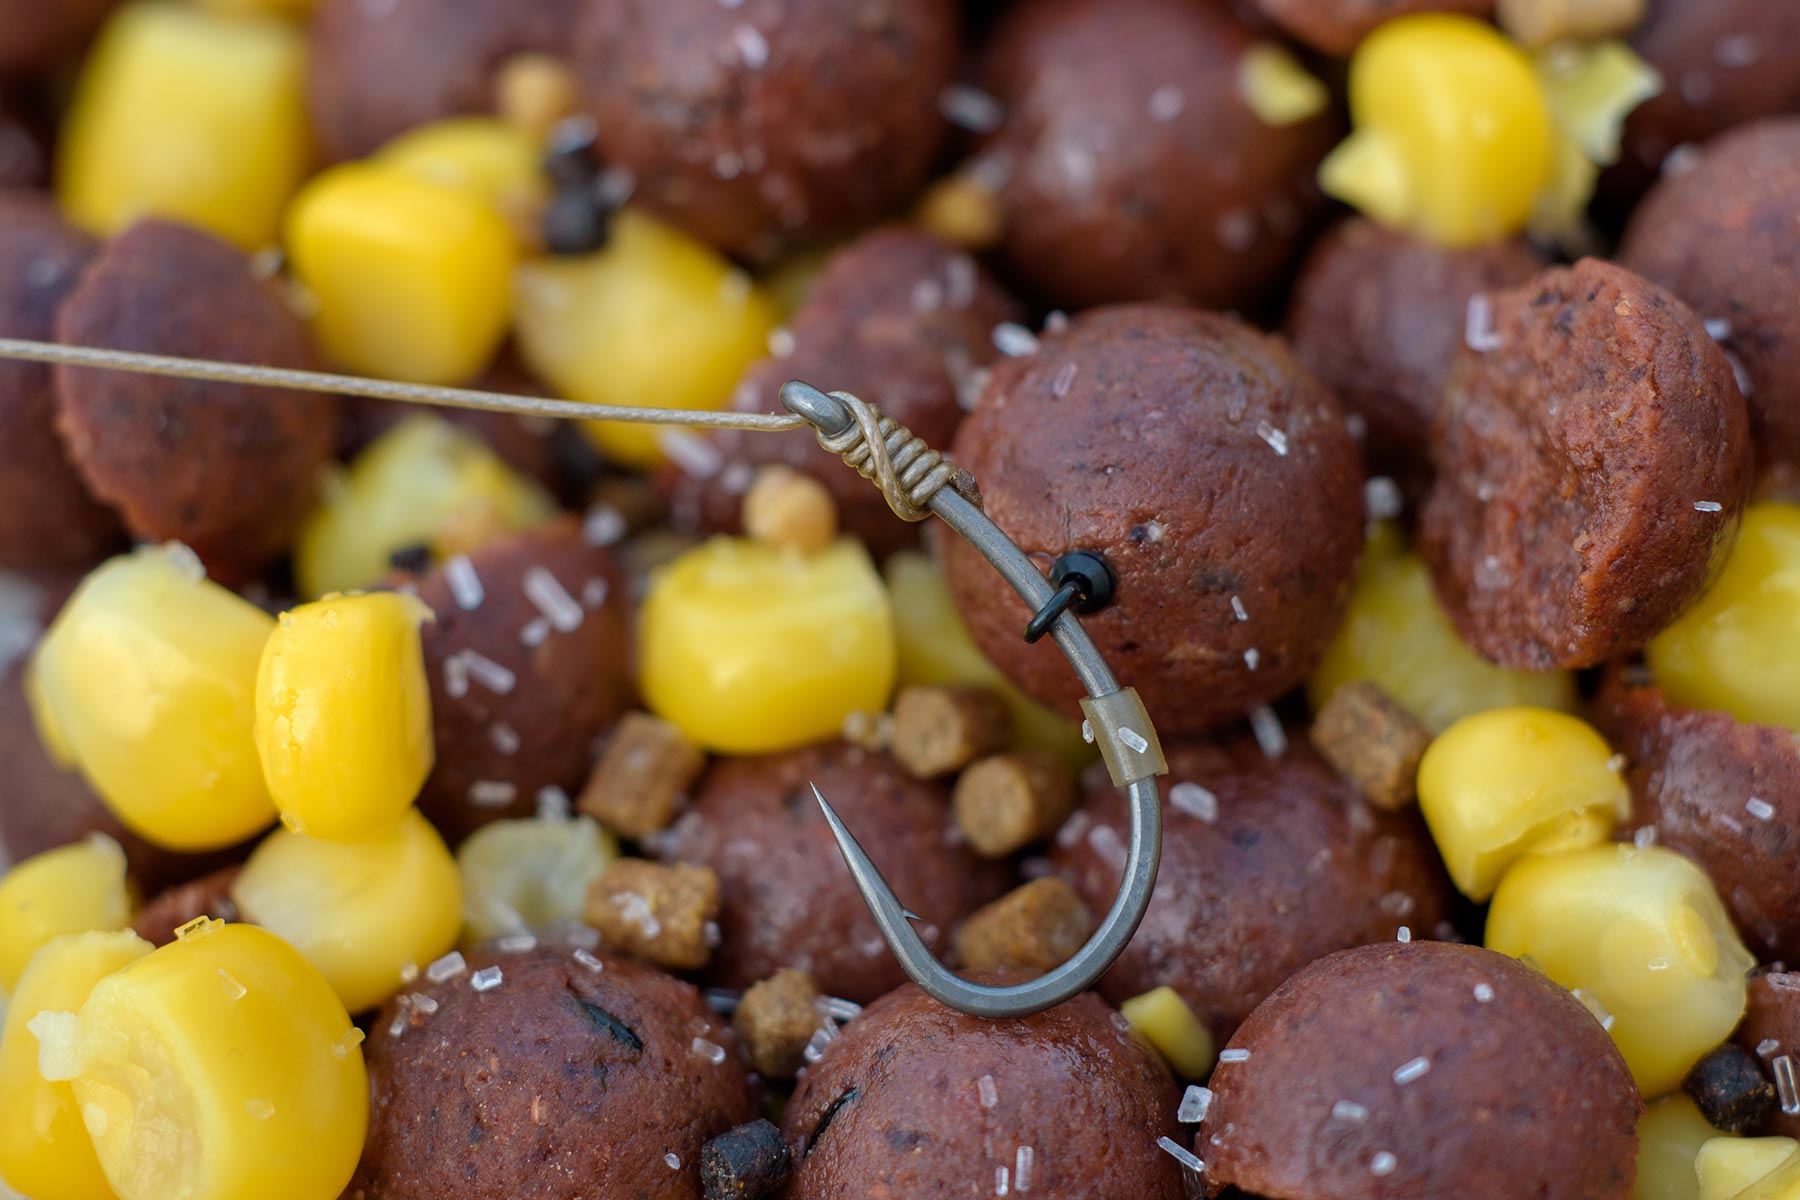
[
  {"xmin": 130, "ymin": 865, "xmax": 242, "ymax": 947},
  {"xmin": 1736, "ymin": 971, "xmax": 1800, "ymax": 1140},
  {"xmin": 1418, "ymin": 258, "xmax": 1752, "ymax": 670},
  {"xmin": 0, "ymin": 99, "xmax": 49, "ymax": 188},
  {"xmin": 978, "ymin": 0, "xmax": 1336, "ymax": 312},
  {"xmin": 0, "ymin": 192, "xmax": 121, "ymax": 570},
  {"xmin": 664, "ymin": 227, "xmax": 1019, "ymax": 558},
  {"xmin": 1619, "ymin": 118, "xmax": 1800, "ymax": 468},
  {"xmin": 307, "ymin": 0, "xmax": 577, "ymax": 162},
  {"xmin": 782, "ymin": 979, "xmax": 1185, "ymax": 1200},
  {"xmin": 1284, "ymin": 217, "xmax": 1544, "ymax": 479},
  {"xmin": 572, "ymin": 0, "xmax": 959, "ymax": 261},
  {"xmin": 1051, "ymin": 738, "xmax": 1451, "ymax": 1041},
  {"xmin": 53, "ymin": 219, "xmax": 337, "ymax": 584},
  {"xmin": 352, "ymin": 944, "xmax": 757, "ymax": 1200},
  {"xmin": 1250, "ymin": 0, "xmax": 1492, "ymax": 57},
  {"xmin": 412, "ymin": 516, "xmax": 634, "ymax": 845},
  {"xmin": 1197, "ymin": 941, "xmax": 1642, "ymax": 1200},
  {"xmin": 942, "ymin": 304, "xmax": 1363, "ymax": 735},
  {"xmin": 0, "ymin": 0, "xmax": 115, "ymax": 73},
  {"xmin": 660, "ymin": 741, "xmax": 1010, "ymax": 1004}
]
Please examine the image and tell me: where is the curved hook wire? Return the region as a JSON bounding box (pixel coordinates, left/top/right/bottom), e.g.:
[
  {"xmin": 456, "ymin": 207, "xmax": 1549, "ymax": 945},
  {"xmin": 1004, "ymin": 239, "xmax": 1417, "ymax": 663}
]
[{"xmin": 781, "ymin": 382, "xmax": 1165, "ymax": 1018}]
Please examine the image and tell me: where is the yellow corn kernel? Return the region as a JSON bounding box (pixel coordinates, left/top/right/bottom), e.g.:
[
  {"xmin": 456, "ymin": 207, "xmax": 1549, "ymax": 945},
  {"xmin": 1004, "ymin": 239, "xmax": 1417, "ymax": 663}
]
[
  {"xmin": 31, "ymin": 546, "xmax": 275, "ymax": 852},
  {"xmin": 57, "ymin": 3, "xmax": 309, "ymax": 251},
  {"xmin": 1119, "ymin": 986, "xmax": 1215, "ymax": 1079},
  {"xmin": 24, "ymin": 657, "xmax": 75, "ymax": 769},
  {"xmin": 231, "ymin": 809, "xmax": 460, "ymax": 1011},
  {"xmin": 1417, "ymin": 707, "xmax": 1628, "ymax": 900},
  {"xmin": 1500, "ymin": 0, "xmax": 1646, "ymax": 50},
  {"xmin": 514, "ymin": 209, "xmax": 779, "ymax": 467},
  {"xmin": 0, "ymin": 837, "xmax": 131, "ymax": 997},
  {"xmin": 1636, "ymin": 1096, "xmax": 1732, "ymax": 1200},
  {"xmin": 1697, "ymin": 1138, "xmax": 1800, "ymax": 1200},
  {"xmin": 193, "ymin": 0, "xmax": 316, "ymax": 16},
  {"xmin": 1647, "ymin": 503, "xmax": 1800, "ymax": 733},
  {"xmin": 375, "ymin": 116, "xmax": 549, "ymax": 242},
  {"xmin": 493, "ymin": 54, "xmax": 580, "ymax": 144},
  {"xmin": 457, "ymin": 814, "xmax": 617, "ymax": 941},
  {"xmin": 254, "ymin": 591, "xmax": 433, "ymax": 842},
  {"xmin": 914, "ymin": 174, "xmax": 1005, "ymax": 251},
  {"xmin": 1320, "ymin": 13, "xmax": 1554, "ymax": 247},
  {"xmin": 1238, "ymin": 41, "xmax": 1331, "ymax": 127},
  {"xmin": 1309, "ymin": 525, "xmax": 1576, "ymax": 733},
  {"xmin": 30, "ymin": 921, "xmax": 367, "ymax": 1200},
  {"xmin": 1486, "ymin": 844, "xmax": 1753, "ymax": 1097},
  {"xmin": 0, "ymin": 931, "xmax": 152, "ymax": 1200},
  {"xmin": 1529, "ymin": 41, "xmax": 1662, "ymax": 241},
  {"xmin": 286, "ymin": 161, "xmax": 517, "ymax": 385},
  {"xmin": 885, "ymin": 552, "xmax": 1091, "ymax": 771},
  {"xmin": 293, "ymin": 415, "xmax": 555, "ymax": 599},
  {"xmin": 640, "ymin": 536, "xmax": 895, "ymax": 754}
]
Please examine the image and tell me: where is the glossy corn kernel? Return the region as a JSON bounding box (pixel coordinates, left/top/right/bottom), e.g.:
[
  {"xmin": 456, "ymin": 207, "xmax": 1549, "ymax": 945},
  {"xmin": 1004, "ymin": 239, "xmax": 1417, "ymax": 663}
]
[
  {"xmin": 1487, "ymin": 844, "xmax": 1753, "ymax": 1097},
  {"xmin": 375, "ymin": 117, "xmax": 548, "ymax": 243},
  {"xmin": 30, "ymin": 921, "xmax": 367, "ymax": 1200},
  {"xmin": 885, "ymin": 552, "xmax": 1091, "ymax": 771},
  {"xmin": 1529, "ymin": 40, "xmax": 1662, "ymax": 239},
  {"xmin": 514, "ymin": 209, "xmax": 778, "ymax": 467},
  {"xmin": 1309, "ymin": 526, "xmax": 1576, "ymax": 733},
  {"xmin": 57, "ymin": 2, "xmax": 309, "ymax": 250},
  {"xmin": 1120, "ymin": 986, "xmax": 1215, "ymax": 1079},
  {"xmin": 1697, "ymin": 1138, "xmax": 1800, "ymax": 1200},
  {"xmin": 0, "ymin": 931, "xmax": 152, "ymax": 1200},
  {"xmin": 1636, "ymin": 1096, "xmax": 1732, "ymax": 1200},
  {"xmin": 232, "ymin": 808, "xmax": 460, "ymax": 1012},
  {"xmin": 30, "ymin": 546, "xmax": 276, "ymax": 852},
  {"xmin": 457, "ymin": 814, "xmax": 617, "ymax": 941},
  {"xmin": 1238, "ymin": 41, "xmax": 1330, "ymax": 127},
  {"xmin": 1647, "ymin": 503, "xmax": 1800, "ymax": 733},
  {"xmin": 1320, "ymin": 13, "xmax": 1554, "ymax": 247},
  {"xmin": 293, "ymin": 415, "xmax": 554, "ymax": 599},
  {"xmin": 255, "ymin": 591, "xmax": 434, "ymax": 842},
  {"xmin": 0, "ymin": 837, "xmax": 131, "ymax": 997},
  {"xmin": 1417, "ymin": 707, "xmax": 1628, "ymax": 900},
  {"xmin": 286, "ymin": 161, "xmax": 517, "ymax": 385},
  {"xmin": 640, "ymin": 536, "xmax": 895, "ymax": 754}
]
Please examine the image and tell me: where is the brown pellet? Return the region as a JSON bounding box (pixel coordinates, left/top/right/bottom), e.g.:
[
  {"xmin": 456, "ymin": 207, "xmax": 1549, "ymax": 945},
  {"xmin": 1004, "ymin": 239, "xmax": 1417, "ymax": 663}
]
[
  {"xmin": 585, "ymin": 859, "xmax": 720, "ymax": 970},
  {"xmin": 131, "ymin": 865, "xmax": 243, "ymax": 947},
  {"xmin": 733, "ymin": 967, "xmax": 824, "ymax": 1080},
  {"xmin": 701, "ymin": 1118, "xmax": 793, "ymax": 1200},
  {"xmin": 954, "ymin": 877, "xmax": 1093, "ymax": 972},
  {"xmin": 1309, "ymin": 681, "xmax": 1432, "ymax": 811},
  {"xmin": 578, "ymin": 711, "xmax": 706, "ymax": 838},
  {"xmin": 953, "ymin": 751, "xmax": 1076, "ymax": 857},
  {"xmin": 890, "ymin": 685, "xmax": 1011, "ymax": 780}
]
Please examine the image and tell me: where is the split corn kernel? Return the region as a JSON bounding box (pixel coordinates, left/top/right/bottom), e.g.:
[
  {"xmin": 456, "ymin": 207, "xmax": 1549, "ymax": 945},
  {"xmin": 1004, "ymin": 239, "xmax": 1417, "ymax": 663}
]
[
  {"xmin": 1309, "ymin": 525, "xmax": 1576, "ymax": 732},
  {"xmin": 885, "ymin": 551, "xmax": 1091, "ymax": 771},
  {"xmin": 1320, "ymin": 13, "xmax": 1554, "ymax": 247},
  {"xmin": 254, "ymin": 591, "xmax": 434, "ymax": 842},
  {"xmin": 1119, "ymin": 986, "xmax": 1215, "ymax": 1079},
  {"xmin": 375, "ymin": 117, "xmax": 549, "ymax": 242},
  {"xmin": 1697, "ymin": 1138, "xmax": 1800, "ymax": 1200},
  {"xmin": 293, "ymin": 415, "xmax": 554, "ymax": 598},
  {"xmin": 57, "ymin": 2, "xmax": 309, "ymax": 251},
  {"xmin": 30, "ymin": 921, "xmax": 367, "ymax": 1200},
  {"xmin": 1636, "ymin": 1096, "xmax": 1732, "ymax": 1200},
  {"xmin": 30, "ymin": 546, "xmax": 276, "ymax": 852},
  {"xmin": 1417, "ymin": 707, "xmax": 1629, "ymax": 900},
  {"xmin": 1486, "ymin": 844, "xmax": 1754, "ymax": 1098},
  {"xmin": 231, "ymin": 808, "xmax": 460, "ymax": 1012},
  {"xmin": 1647, "ymin": 503, "xmax": 1800, "ymax": 733},
  {"xmin": 1238, "ymin": 41, "xmax": 1331, "ymax": 127},
  {"xmin": 514, "ymin": 209, "xmax": 778, "ymax": 467},
  {"xmin": 1529, "ymin": 40, "xmax": 1663, "ymax": 241},
  {"xmin": 640, "ymin": 536, "xmax": 895, "ymax": 754},
  {"xmin": 0, "ymin": 930, "xmax": 153, "ymax": 1200},
  {"xmin": 458, "ymin": 814, "xmax": 617, "ymax": 942},
  {"xmin": 0, "ymin": 837, "xmax": 132, "ymax": 997},
  {"xmin": 286, "ymin": 161, "xmax": 518, "ymax": 385}
]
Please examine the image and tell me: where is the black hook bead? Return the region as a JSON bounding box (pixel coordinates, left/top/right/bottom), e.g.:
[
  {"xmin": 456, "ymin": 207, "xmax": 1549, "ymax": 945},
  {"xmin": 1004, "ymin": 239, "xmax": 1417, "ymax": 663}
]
[{"xmin": 1023, "ymin": 549, "xmax": 1116, "ymax": 643}]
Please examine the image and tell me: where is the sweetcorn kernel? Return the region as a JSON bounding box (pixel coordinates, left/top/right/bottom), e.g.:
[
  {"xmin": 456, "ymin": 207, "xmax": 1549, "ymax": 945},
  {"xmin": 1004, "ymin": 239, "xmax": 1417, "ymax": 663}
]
[
  {"xmin": 1486, "ymin": 844, "xmax": 1753, "ymax": 1097},
  {"xmin": 254, "ymin": 591, "xmax": 434, "ymax": 842},
  {"xmin": 31, "ymin": 922, "xmax": 367, "ymax": 1200},
  {"xmin": 1309, "ymin": 526, "xmax": 1576, "ymax": 732},
  {"xmin": 232, "ymin": 808, "xmax": 461, "ymax": 1011},
  {"xmin": 1635, "ymin": 1096, "xmax": 1731, "ymax": 1200},
  {"xmin": 457, "ymin": 814, "xmax": 617, "ymax": 941},
  {"xmin": 0, "ymin": 930, "xmax": 152, "ymax": 1200},
  {"xmin": 1696, "ymin": 1138, "xmax": 1800, "ymax": 1200},
  {"xmin": 640, "ymin": 536, "xmax": 895, "ymax": 753},
  {"xmin": 1417, "ymin": 707, "xmax": 1629, "ymax": 900},
  {"xmin": 286, "ymin": 161, "xmax": 518, "ymax": 384},
  {"xmin": 0, "ymin": 837, "xmax": 132, "ymax": 996},
  {"xmin": 1120, "ymin": 986, "xmax": 1216, "ymax": 1079},
  {"xmin": 1238, "ymin": 41, "xmax": 1331, "ymax": 127},
  {"xmin": 1320, "ymin": 14, "xmax": 1554, "ymax": 247},
  {"xmin": 375, "ymin": 117, "xmax": 549, "ymax": 243},
  {"xmin": 30, "ymin": 546, "xmax": 276, "ymax": 852},
  {"xmin": 514, "ymin": 209, "xmax": 778, "ymax": 467},
  {"xmin": 57, "ymin": 2, "xmax": 309, "ymax": 250},
  {"xmin": 1647, "ymin": 503, "xmax": 1800, "ymax": 733},
  {"xmin": 293, "ymin": 415, "xmax": 554, "ymax": 598}
]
